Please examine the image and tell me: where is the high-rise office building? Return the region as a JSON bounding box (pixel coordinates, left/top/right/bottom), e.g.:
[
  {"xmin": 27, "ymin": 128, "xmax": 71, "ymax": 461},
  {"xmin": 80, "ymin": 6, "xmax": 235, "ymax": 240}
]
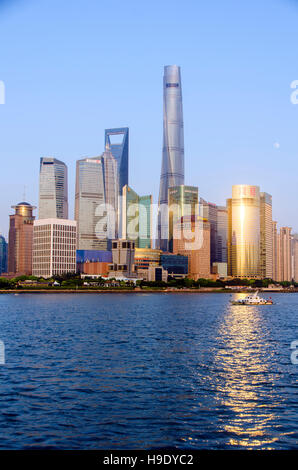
[
  {"xmin": 0, "ymin": 235, "xmax": 7, "ymax": 274},
  {"xmin": 216, "ymin": 206, "xmax": 228, "ymax": 263},
  {"xmin": 200, "ymin": 199, "xmax": 217, "ymax": 266},
  {"xmin": 291, "ymin": 233, "xmax": 298, "ymax": 282},
  {"xmin": 260, "ymin": 192, "xmax": 273, "ymax": 279},
  {"xmin": 158, "ymin": 65, "xmax": 184, "ymax": 251},
  {"xmin": 272, "ymin": 220, "xmax": 278, "ymax": 281},
  {"xmin": 8, "ymin": 202, "xmax": 36, "ymax": 275},
  {"xmin": 75, "ymin": 157, "xmax": 105, "ymax": 250},
  {"xmin": 227, "ymin": 185, "xmax": 260, "ymax": 278},
  {"xmin": 102, "ymin": 146, "xmax": 119, "ymax": 239},
  {"xmin": 227, "ymin": 198, "xmax": 232, "ymax": 276},
  {"xmin": 33, "ymin": 219, "xmax": 77, "ymax": 278},
  {"xmin": 200, "ymin": 200, "xmax": 227, "ymax": 272},
  {"xmin": 75, "ymin": 150, "xmax": 118, "ymax": 251},
  {"xmin": 122, "ymin": 185, "xmax": 152, "ymax": 249},
  {"xmin": 39, "ymin": 157, "xmax": 68, "ymax": 219},
  {"xmin": 173, "ymin": 215, "xmax": 210, "ymax": 280},
  {"xmin": 105, "ymin": 128, "xmax": 129, "ymax": 195},
  {"xmin": 168, "ymin": 185, "xmax": 198, "ymax": 252},
  {"xmin": 279, "ymin": 227, "xmax": 292, "ymax": 282}
]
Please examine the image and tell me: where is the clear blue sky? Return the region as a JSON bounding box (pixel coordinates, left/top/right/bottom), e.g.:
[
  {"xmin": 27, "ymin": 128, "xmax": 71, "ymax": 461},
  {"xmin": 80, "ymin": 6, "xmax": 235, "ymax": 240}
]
[{"xmin": 0, "ymin": 0, "xmax": 298, "ymax": 238}]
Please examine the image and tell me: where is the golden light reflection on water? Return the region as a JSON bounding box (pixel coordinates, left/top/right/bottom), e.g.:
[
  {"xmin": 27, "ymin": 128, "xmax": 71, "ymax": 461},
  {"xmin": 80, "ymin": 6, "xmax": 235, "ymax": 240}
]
[{"xmin": 213, "ymin": 294, "xmax": 282, "ymax": 448}]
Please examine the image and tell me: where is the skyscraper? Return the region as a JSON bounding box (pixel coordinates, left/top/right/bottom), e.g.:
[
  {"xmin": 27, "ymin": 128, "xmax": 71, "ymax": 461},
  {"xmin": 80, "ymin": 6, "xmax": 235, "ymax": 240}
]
[
  {"xmin": 173, "ymin": 215, "xmax": 210, "ymax": 280},
  {"xmin": 200, "ymin": 199, "xmax": 218, "ymax": 266},
  {"xmin": 39, "ymin": 157, "xmax": 68, "ymax": 219},
  {"xmin": 260, "ymin": 192, "xmax": 273, "ymax": 279},
  {"xmin": 0, "ymin": 235, "xmax": 7, "ymax": 274},
  {"xmin": 75, "ymin": 157, "xmax": 106, "ymax": 250},
  {"xmin": 216, "ymin": 206, "xmax": 228, "ymax": 264},
  {"xmin": 168, "ymin": 185, "xmax": 198, "ymax": 252},
  {"xmin": 105, "ymin": 128, "xmax": 129, "ymax": 195},
  {"xmin": 227, "ymin": 185, "xmax": 260, "ymax": 278},
  {"xmin": 158, "ymin": 65, "xmax": 184, "ymax": 251},
  {"xmin": 102, "ymin": 146, "xmax": 119, "ymax": 239},
  {"xmin": 75, "ymin": 150, "xmax": 118, "ymax": 251},
  {"xmin": 279, "ymin": 227, "xmax": 292, "ymax": 282},
  {"xmin": 291, "ymin": 233, "xmax": 298, "ymax": 282},
  {"xmin": 8, "ymin": 202, "xmax": 36, "ymax": 275},
  {"xmin": 272, "ymin": 220, "xmax": 278, "ymax": 280},
  {"xmin": 122, "ymin": 185, "xmax": 152, "ymax": 249}
]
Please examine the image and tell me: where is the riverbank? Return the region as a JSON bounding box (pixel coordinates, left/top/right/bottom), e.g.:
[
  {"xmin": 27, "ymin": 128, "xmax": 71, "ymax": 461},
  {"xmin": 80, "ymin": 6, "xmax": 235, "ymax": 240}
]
[{"xmin": 0, "ymin": 288, "xmax": 296, "ymax": 294}]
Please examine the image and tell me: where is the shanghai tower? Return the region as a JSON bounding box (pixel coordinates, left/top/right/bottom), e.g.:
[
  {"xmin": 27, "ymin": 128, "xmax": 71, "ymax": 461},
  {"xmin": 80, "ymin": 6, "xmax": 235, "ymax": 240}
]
[{"xmin": 158, "ymin": 65, "xmax": 184, "ymax": 251}]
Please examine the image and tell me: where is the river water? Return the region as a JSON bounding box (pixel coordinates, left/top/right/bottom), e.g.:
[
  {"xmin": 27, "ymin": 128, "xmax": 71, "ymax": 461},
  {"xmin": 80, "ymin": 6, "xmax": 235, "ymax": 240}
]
[{"xmin": 0, "ymin": 292, "xmax": 297, "ymax": 449}]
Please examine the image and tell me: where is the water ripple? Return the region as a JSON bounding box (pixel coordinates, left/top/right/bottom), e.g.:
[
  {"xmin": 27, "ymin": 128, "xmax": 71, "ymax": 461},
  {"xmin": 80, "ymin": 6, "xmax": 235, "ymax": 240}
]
[{"xmin": 0, "ymin": 292, "xmax": 297, "ymax": 449}]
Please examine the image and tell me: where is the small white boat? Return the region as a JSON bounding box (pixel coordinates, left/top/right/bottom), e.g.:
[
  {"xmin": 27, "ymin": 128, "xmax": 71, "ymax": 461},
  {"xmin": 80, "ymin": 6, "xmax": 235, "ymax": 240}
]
[{"xmin": 230, "ymin": 291, "xmax": 273, "ymax": 305}]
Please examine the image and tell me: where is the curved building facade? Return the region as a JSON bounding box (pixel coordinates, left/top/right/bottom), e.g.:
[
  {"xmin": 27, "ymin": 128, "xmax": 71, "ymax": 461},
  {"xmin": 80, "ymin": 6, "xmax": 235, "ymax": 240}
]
[
  {"xmin": 8, "ymin": 202, "xmax": 36, "ymax": 275},
  {"xmin": 158, "ymin": 65, "xmax": 184, "ymax": 250},
  {"xmin": 228, "ymin": 185, "xmax": 260, "ymax": 278}
]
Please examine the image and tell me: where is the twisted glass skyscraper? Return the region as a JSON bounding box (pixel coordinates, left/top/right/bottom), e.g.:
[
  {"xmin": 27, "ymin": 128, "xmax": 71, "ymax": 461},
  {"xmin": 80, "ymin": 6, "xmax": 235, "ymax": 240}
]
[{"xmin": 158, "ymin": 65, "xmax": 184, "ymax": 251}]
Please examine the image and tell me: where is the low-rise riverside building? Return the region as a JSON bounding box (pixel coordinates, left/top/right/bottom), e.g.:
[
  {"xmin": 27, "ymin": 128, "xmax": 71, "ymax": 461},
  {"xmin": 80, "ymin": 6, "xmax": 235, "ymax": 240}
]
[
  {"xmin": 32, "ymin": 219, "xmax": 77, "ymax": 278},
  {"xmin": 108, "ymin": 239, "xmax": 137, "ymax": 278},
  {"xmin": 76, "ymin": 249, "xmax": 112, "ymax": 276}
]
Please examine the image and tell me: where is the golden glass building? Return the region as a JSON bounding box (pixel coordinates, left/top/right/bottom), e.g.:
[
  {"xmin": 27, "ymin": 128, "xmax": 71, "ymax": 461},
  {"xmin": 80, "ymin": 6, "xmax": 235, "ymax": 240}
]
[{"xmin": 227, "ymin": 185, "xmax": 261, "ymax": 278}]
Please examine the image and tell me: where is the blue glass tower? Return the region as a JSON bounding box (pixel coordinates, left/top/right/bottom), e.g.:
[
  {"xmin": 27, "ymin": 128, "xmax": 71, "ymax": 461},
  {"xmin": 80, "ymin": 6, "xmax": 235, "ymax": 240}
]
[
  {"xmin": 0, "ymin": 235, "xmax": 8, "ymax": 274},
  {"xmin": 105, "ymin": 128, "xmax": 129, "ymax": 195}
]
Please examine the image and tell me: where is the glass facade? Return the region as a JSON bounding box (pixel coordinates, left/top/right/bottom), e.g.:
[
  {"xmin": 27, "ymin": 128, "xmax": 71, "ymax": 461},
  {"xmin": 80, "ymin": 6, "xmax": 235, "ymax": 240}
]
[
  {"xmin": 105, "ymin": 128, "xmax": 129, "ymax": 196},
  {"xmin": 0, "ymin": 235, "xmax": 7, "ymax": 274},
  {"xmin": 75, "ymin": 150, "xmax": 118, "ymax": 251},
  {"xmin": 160, "ymin": 254, "xmax": 188, "ymax": 275},
  {"xmin": 200, "ymin": 199, "xmax": 217, "ymax": 266},
  {"xmin": 76, "ymin": 250, "xmax": 112, "ymax": 264},
  {"xmin": 75, "ymin": 157, "xmax": 106, "ymax": 250},
  {"xmin": 158, "ymin": 65, "xmax": 184, "ymax": 251},
  {"xmin": 260, "ymin": 192, "xmax": 273, "ymax": 279},
  {"xmin": 169, "ymin": 185, "xmax": 198, "ymax": 252},
  {"xmin": 216, "ymin": 206, "xmax": 228, "ymax": 263},
  {"xmin": 39, "ymin": 157, "xmax": 68, "ymax": 219},
  {"xmin": 228, "ymin": 185, "xmax": 261, "ymax": 278},
  {"xmin": 102, "ymin": 148, "xmax": 119, "ymax": 239},
  {"xmin": 134, "ymin": 248, "xmax": 161, "ymax": 270},
  {"xmin": 122, "ymin": 185, "xmax": 152, "ymax": 249}
]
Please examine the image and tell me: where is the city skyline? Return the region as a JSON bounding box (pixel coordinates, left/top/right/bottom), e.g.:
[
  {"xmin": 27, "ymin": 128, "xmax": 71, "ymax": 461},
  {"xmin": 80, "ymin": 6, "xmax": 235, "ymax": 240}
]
[{"xmin": 1, "ymin": 1, "xmax": 298, "ymax": 238}]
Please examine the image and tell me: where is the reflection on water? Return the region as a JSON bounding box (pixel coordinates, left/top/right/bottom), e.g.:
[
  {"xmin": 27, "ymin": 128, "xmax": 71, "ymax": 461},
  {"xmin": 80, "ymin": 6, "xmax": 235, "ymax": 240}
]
[
  {"xmin": 0, "ymin": 293, "xmax": 297, "ymax": 449},
  {"xmin": 213, "ymin": 294, "xmax": 286, "ymax": 448}
]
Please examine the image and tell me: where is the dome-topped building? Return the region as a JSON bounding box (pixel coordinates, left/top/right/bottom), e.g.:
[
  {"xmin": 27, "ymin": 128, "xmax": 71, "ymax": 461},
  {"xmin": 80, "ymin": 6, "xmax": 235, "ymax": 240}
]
[{"xmin": 8, "ymin": 201, "xmax": 36, "ymax": 275}]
